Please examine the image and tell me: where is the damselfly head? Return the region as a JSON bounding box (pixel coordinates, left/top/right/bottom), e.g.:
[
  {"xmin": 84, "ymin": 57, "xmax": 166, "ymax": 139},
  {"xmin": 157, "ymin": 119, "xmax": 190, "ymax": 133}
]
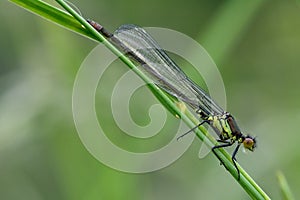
[{"xmin": 242, "ymin": 135, "xmax": 257, "ymax": 151}]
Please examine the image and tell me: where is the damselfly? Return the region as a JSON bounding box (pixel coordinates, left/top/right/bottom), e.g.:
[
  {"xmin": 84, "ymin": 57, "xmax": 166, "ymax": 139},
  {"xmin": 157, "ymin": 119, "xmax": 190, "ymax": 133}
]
[{"xmin": 87, "ymin": 19, "xmax": 256, "ymax": 179}]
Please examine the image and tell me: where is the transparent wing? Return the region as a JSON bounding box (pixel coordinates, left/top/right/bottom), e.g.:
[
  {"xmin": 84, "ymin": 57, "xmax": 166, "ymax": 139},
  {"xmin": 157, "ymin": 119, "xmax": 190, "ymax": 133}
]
[{"xmin": 114, "ymin": 24, "xmax": 224, "ymax": 116}]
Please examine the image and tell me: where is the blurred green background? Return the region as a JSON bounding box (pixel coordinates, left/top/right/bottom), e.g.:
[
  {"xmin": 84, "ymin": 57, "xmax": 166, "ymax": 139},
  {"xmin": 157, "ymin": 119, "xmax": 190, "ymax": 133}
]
[{"xmin": 1, "ymin": 0, "xmax": 300, "ymax": 199}]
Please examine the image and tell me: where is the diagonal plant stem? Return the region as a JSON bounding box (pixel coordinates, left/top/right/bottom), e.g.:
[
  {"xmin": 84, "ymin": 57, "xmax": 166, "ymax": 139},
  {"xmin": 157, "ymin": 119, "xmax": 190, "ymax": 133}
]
[
  {"xmin": 277, "ymin": 171, "xmax": 295, "ymax": 200},
  {"xmin": 10, "ymin": 0, "xmax": 271, "ymax": 199}
]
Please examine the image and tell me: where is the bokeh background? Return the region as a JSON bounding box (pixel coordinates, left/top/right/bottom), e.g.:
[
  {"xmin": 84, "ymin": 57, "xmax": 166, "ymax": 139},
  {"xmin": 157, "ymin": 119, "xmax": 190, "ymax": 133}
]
[{"xmin": 1, "ymin": 0, "xmax": 300, "ymax": 199}]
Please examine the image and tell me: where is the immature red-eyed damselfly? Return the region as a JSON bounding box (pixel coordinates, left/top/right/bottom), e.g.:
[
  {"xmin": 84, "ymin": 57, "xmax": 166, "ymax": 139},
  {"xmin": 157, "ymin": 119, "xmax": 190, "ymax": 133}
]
[{"xmin": 87, "ymin": 19, "xmax": 256, "ymax": 180}]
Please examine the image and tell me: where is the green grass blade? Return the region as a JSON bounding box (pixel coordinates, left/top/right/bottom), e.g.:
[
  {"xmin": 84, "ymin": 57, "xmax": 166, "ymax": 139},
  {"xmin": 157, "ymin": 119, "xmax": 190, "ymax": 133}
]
[
  {"xmin": 10, "ymin": 0, "xmax": 97, "ymax": 40},
  {"xmin": 277, "ymin": 171, "xmax": 295, "ymax": 200}
]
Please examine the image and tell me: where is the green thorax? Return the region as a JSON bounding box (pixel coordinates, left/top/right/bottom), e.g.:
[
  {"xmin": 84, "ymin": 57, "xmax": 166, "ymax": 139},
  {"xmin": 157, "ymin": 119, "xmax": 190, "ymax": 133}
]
[{"xmin": 207, "ymin": 113, "xmax": 242, "ymax": 142}]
